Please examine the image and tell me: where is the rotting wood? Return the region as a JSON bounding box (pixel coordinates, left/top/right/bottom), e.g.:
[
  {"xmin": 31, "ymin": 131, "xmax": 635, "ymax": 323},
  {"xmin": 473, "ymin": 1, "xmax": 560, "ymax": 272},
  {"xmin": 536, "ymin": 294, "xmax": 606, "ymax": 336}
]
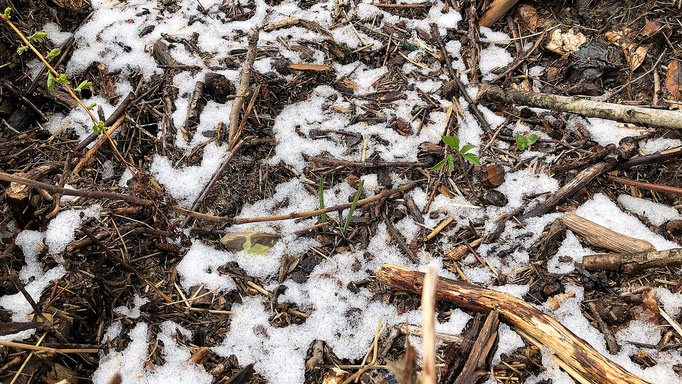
[
  {"xmin": 480, "ymin": 83, "xmax": 682, "ymax": 130},
  {"xmin": 562, "ymin": 213, "xmax": 655, "ymax": 254},
  {"xmin": 228, "ymin": 29, "xmax": 259, "ymax": 145},
  {"xmin": 376, "ymin": 264, "xmax": 653, "ymax": 384},
  {"xmin": 520, "ymin": 160, "xmax": 616, "ymax": 220},
  {"xmin": 454, "ymin": 310, "xmax": 499, "ymax": 384},
  {"xmin": 479, "ymin": 0, "xmax": 520, "ymax": 27},
  {"xmin": 581, "ymin": 248, "xmax": 682, "ymax": 274}
]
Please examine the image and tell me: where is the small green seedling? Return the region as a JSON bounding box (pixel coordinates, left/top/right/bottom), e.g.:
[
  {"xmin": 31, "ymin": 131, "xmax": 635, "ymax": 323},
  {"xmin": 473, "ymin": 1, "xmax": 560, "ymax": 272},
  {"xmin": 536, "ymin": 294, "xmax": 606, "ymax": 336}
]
[
  {"xmin": 16, "ymin": 45, "xmax": 27, "ymax": 55},
  {"xmin": 92, "ymin": 121, "xmax": 105, "ymax": 134},
  {"xmin": 432, "ymin": 135, "xmax": 481, "ymax": 172},
  {"xmin": 516, "ymin": 134, "xmax": 538, "ymax": 151},
  {"xmin": 318, "ymin": 176, "xmax": 326, "ymax": 233},
  {"xmin": 3, "ymin": 8, "xmax": 11, "ymax": 19},
  {"xmin": 74, "ymin": 80, "xmax": 92, "ymax": 93},
  {"xmin": 343, "ymin": 180, "xmax": 364, "ymax": 234},
  {"xmin": 28, "ymin": 31, "xmax": 48, "ymax": 41},
  {"xmin": 46, "ymin": 48, "xmax": 60, "ymax": 60}
]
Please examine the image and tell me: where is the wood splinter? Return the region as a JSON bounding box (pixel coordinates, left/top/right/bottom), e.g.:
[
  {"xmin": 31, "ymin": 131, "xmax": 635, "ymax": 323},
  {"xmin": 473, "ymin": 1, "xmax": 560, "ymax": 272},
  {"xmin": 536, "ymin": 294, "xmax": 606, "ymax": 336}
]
[
  {"xmin": 376, "ymin": 264, "xmax": 652, "ymax": 384},
  {"xmin": 561, "ymin": 213, "xmax": 655, "ymax": 254}
]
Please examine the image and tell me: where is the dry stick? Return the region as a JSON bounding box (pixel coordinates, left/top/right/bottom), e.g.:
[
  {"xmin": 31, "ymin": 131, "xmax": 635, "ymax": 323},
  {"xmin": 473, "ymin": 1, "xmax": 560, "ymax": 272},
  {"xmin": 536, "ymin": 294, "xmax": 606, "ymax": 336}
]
[
  {"xmin": 180, "ymin": 140, "xmax": 244, "ymax": 228},
  {"xmin": 0, "ymin": 340, "xmax": 99, "ymax": 354},
  {"xmin": 480, "ymin": 83, "xmax": 682, "ymax": 130},
  {"xmin": 382, "ymin": 213, "xmax": 419, "ymax": 263},
  {"xmin": 581, "ymin": 248, "xmax": 682, "ymax": 274},
  {"xmin": 376, "ymin": 264, "xmax": 652, "ymax": 384},
  {"xmin": 605, "ymin": 175, "xmax": 682, "ymax": 196},
  {"xmin": 479, "ymin": 0, "xmax": 520, "ymax": 27},
  {"xmin": 466, "ymin": 0, "xmax": 480, "ymax": 85},
  {"xmin": 81, "ymin": 227, "xmax": 173, "ymax": 303},
  {"xmin": 587, "ymin": 302, "xmax": 620, "ymax": 354},
  {"xmin": 490, "ymin": 29, "xmax": 546, "ymax": 83},
  {"xmin": 229, "ymin": 85, "xmax": 260, "ymax": 150},
  {"xmin": 431, "ymin": 26, "xmax": 492, "ymax": 133},
  {"xmin": 0, "ymin": 171, "xmax": 421, "ymax": 224},
  {"xmin": 307, "ymin": 156, "xmax": 429, "ymax": 168},
  {"xmin": 0, "ymin": 78, "xmax": 47, "ymax": 121},
  {"xmin": 561, "ymin": 213, "xmax": 655, "ymax": 254},
  {"xmin": 73, "ymin": 92, "xmax": 134, "ymax": 153},
  {"xmin": 421, "ymin": 267, "xmax": 437, "ymax": 384},
  {"xmin": 520, "ymin": 160, "xmax": 616, "ymax": 220},
  {"xmin": 616, "ymin": 145, "xmax": 682, "ymax": 169},
  {"xmin": 372, "ymin": 2, "xmax": 428, "ymax": 8},
  {"xmin": 72, "ymin": 115, "xmax": 126, "ymax": 174},
  {"xmin": 228, "ymin": 29, "xmax": 259, "ymax": 144}
]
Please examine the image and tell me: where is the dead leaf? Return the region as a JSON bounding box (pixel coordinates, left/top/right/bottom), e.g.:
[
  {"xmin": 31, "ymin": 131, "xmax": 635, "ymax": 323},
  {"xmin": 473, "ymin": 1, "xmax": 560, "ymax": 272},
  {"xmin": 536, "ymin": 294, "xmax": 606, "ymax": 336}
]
[
  {"xmin": 624, "ymin": 45, "xmax": 649, "ymax": 72},
  {"xmin": 516, "ymin": 5, "xmax": 543, "ymax": 31},
  {"xmin": 641, "ymin": 20, "xmax": 662, "ymax": 37},
  {"xmin": 546, "ymin": 29, "xmax": 586, "ymax": 55},
  {"xmin": 220, "ymin": 231, "xmax": 279, "ymax": 255},
  {"xmin": 666, "ymin": 60, "xmax": 682, "ymax": 100},
  {"xmin": 604, "ymin": 30, "xmax": 649, "ymax": 72},
  {"xmin": 386, "ymin": 337, "xmax": 418, "ymax": 384},
  {"xmin": 632, "ymin": 289, "xmax": 661, "ymax": 322},
  {"xmin": 547, "ymin": 291, "xmax": 576, "ymax": 310}
]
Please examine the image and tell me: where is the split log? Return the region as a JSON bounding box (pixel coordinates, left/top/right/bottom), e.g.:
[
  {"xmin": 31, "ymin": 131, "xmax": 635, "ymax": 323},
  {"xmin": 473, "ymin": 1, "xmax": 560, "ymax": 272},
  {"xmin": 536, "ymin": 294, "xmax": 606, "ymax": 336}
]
[
  {"xmin": 479, "ymin": 0, "xmax": 519, "ymax": 27},
  {"xmin": 581, "ymin": 248, "xmax": 682, "ymax": 274},
  {"xmin": 520, "ymin": 160, "xmax": 616, "ymax": 220},
  {"xmin": 562, "ymin": 213, "xmax": 655, "ymax": 254},
  {"xmin": 480, "ymin": 83, "xmax": 682, "ymax": 130},
  {"xmin": 376, "ymin": 264, "xmax": 652, "ymax": 384}
]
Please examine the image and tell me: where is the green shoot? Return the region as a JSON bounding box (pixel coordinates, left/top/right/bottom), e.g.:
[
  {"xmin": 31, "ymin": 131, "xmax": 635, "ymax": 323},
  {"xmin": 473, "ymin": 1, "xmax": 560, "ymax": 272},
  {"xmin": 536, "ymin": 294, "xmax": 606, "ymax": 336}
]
[
  {"xmin": 431, "ymin": 135, "xmax": 481, "ymax": 172},
  {"xmin": 318, "ymin": 176, "xmax": 326, "ymax": 233},
  {"xmin": 74, "ymin": 80, "xmax": 92, "ymax": 93},
  {"xmin": 28, "ymin": 31, "xmax": 48, "ymax": 41},
  {"xmin": 16, "ymin": 45, "xmax": 27, "ymax": 55},
  {"xmin": 516, "ymin": 134, "xmax": 538, "ymax": 151},
  {"xmin": 92, "ymin": 121, "xmax": 105, "ymax": 134},
  {"xmin": 46, "ymin": 48, "xmax": 60, "ymax": 60},
  {"xmin": 3, "ymin": 8, "xmax": 11, "ymax": 19},
  {"xmin": 88, "ymin": 102, "xmax": 97, "ymax": 110},
  {"xmin": 343, "ymin": 180, "xmax": 364, "ymax": 234},
  {"xmin": 47, "ymin": 72, "xmax": 55, "ymax": 91}
]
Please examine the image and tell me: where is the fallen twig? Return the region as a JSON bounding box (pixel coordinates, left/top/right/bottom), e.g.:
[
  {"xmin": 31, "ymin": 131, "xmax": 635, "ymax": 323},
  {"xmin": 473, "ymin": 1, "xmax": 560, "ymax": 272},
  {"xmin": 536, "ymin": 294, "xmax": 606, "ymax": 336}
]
[
  {"xmin": 480, "ymin": 83, "xmax": 682, "ymax": 130},
  {"xmin": 581, "ymin": 248, "xmax": 682, "ymax": 274},
  {"xmin": 376, "ymin": 264, "xmax": 652, "ymax": 384},
  {"xmin": 228, "ymin": 29, "xmax": 259, "ymax": 144},
  {"xmin": 605, "ymin": 175, "xmax": 682, "ymax": 196},
  {"xmin": 562, "ymin": 213, "xmax": 655, "ymax": 254}
]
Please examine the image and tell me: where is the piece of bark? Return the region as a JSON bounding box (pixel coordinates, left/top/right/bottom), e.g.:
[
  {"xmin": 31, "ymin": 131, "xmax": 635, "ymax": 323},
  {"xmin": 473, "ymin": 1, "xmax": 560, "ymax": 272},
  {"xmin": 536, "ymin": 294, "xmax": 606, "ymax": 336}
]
[
  {"xmin": 152, "ymin": 40, "xmax": 174, "ymax": 66},
  {"xmin": 182, "ymin": 81, "xmax": 204, "ymax": 142},
  {"xmin": 581, "ymin": 248, "xmax": 682, "ymax": 274},
  {"xmin": 562, "ymin": 213, "xmax": 655, "ymax": 254},
  {"xmin": 376, "ymin": 264, "xmax": 652, "ymax": 384},
  {"xmin": 228, "ymin": 29, "xmax": 259, "ymax": 144},
  {"xmin": 480, "ymin": 83, "xmax": 682, "ymax": 130},
  {"xmin": 454, "ymin": 310, "xmax": 499, "ymax": 384},
  {"xmin": 442, "ymin": 314, "xmax": 485, "ymax": 383},
  {"xmin": 479, "ymin": 0, "xmax": 520, "ymax": 27},
  {"xmin": 305, "ymin": 340, "xmax": 324, "ymax": 369},
  {"xmin": 520, "ymin": 160, "xmax": 616, "ymax": 220}
]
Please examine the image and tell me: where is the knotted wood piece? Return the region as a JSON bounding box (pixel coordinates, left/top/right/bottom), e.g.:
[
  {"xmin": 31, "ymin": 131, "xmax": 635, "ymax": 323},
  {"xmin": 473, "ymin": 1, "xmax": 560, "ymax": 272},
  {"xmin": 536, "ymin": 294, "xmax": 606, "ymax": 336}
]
[
  {"xmin": 562, "ymin": 213, "xmax": 656, "ymax": 254},
  {"xmin": 376, "ymin": 264, "xmax": 652, "ymax": 384}
]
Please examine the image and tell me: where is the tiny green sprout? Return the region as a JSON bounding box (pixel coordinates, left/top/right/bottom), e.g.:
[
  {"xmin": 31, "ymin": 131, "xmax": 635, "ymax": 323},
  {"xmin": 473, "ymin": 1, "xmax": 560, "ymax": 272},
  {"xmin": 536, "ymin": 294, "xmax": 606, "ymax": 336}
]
[
  {"xmin": 343, "ymin": 180, "xmax": 364, "ymax": 234},
  {"xmin": 56, "ymin": 73, "xmax": 69, "ymax": 85},
  {"xmin": 92, "ymin": 121, "xmax": 105, "ymax": 134},
  {"xmin": 3, "ymin": 8, "xmax": 11, "ymax": 19},
  {"xmin": 46, "ymin": 48, "xmax": 60, "ymax": 60},
  {"xmin": 28, "ymin": 32, "xmax": 48, "ymax": 42},
  {"xmin": 74, "ymin": 80, "xmax": 92, "ymax": 93},
  {"xmin": 516, "ymin": 133, "xmax": 538, "ymax": 151},
  {"xmin": 431, "ymin": 135, "xmax": 481, "ymax": 172},
  {"xmin": 17, "ymin": 45, "xmax": 27, "ymax": 55},
  {"xmin": 47, "ymin": 72, "xmax": 55, "ymax": 91},
  {"xmin": 88, "ymin": 102, "xmax": 97, "ymax": 110}
]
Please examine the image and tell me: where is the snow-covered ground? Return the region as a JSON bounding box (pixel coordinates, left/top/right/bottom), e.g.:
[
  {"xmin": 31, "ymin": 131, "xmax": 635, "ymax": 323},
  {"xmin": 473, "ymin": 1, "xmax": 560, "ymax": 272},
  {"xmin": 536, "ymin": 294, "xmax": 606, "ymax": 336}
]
[{"xmin": 2, "ymin": 0, "xmax": 681, "ymax": 383}]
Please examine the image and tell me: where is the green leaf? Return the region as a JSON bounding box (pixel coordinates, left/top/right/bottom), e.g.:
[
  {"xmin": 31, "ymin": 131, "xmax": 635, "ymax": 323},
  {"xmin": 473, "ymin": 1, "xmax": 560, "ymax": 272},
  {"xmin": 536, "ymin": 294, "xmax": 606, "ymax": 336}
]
[
  {"xmin": 431, "ymin": 158, "xmax": 446, "ymax": 171},
  {"xmin": 46, "ymin": 48, "xmax": 60, "ymax": 60},
  {"xmin": 92, "ymin": 121, "xmax": 105, "ymax": 134},
  {"xmin": 516, "ymin": 135, "xmax": 528, "ymax": 151},
  {"xmin": 460, "ymin": 144, "xmax": 476, "ymax": 154},
  {"xmin": 462, "ymin": 153, "xmax": 481, "ymax": 166},
  {"xmin": 47, "ymin": 72, "xmax": 55, "ymax": 91},
  {"xmin": 56, "ymin": 73, "xmax": 69, "ymax": 85},
  {"xmin": 343, "ymin": 180, "xmax": 364, "ymax": 234},
  {"xmin": 447, "ymin": 154, "xmax": 454, "ymax": 172},
  {"xmin": 16, "ymin": 45, "xmax": 27, "ymax": 55},
  {"xmin": 528, "ymin": 134, "xmax": 538, "ymax": 145},
  {"xmin": 319, "ymin": 176, "xmax": 326, "ymax": 233},
  {"xmin": 441, "ymin": 135, "xmax": 457, "ymax": 150},
  {"xmin": 3, "ymin": 8, "xmax": 11, "ymax": 19},
  {"xmin": 28, "ymin": 32, "xmax": 48, "ymax": 41},
  {"xmin": 399, "ymin": 41, "xmax": 418, "ymax": 51},
  {"xmin": 74, "ymin": 80, "xmax": 92, "ymax": 93},
  {"xmin": 88, "ymin": 102, "xmax": 97, "ymax": 110}
]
